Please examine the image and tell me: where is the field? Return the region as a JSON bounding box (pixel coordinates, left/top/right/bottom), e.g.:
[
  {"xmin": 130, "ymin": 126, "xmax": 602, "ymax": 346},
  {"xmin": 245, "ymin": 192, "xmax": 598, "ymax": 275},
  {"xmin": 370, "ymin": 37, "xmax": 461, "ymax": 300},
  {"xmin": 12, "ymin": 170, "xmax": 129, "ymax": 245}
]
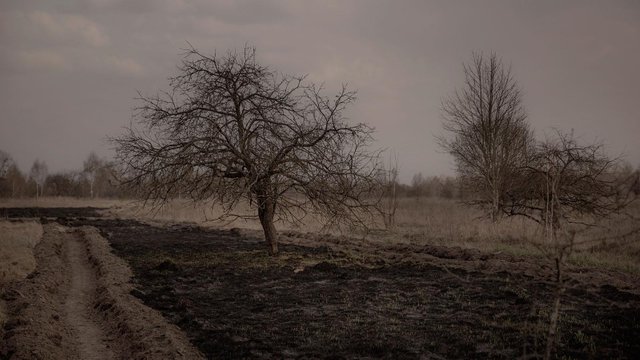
[{"xmin": 1, "ymin": 197, "xmax": 639, "ymax": 358}]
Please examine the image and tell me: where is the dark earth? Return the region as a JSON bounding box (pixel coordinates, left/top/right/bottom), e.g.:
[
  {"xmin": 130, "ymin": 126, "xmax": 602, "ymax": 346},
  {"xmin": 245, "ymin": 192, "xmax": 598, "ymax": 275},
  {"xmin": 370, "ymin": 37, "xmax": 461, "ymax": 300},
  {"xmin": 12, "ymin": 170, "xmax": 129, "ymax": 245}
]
[
  {"xmin": 4, "ymin": 208, "xmax": 640, "ymax": 359},
  {"xmin": 0, "ymin": 207, "xmax": 105, "ymax": 218}
]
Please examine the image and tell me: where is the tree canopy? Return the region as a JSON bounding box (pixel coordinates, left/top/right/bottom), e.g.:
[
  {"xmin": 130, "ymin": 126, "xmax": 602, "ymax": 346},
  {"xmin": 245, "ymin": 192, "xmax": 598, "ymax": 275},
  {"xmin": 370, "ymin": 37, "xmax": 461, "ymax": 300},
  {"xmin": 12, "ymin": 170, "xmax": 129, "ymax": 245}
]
[{"xmin": 113, "ymin": 46, "xmax": 382, "ymax": 254}]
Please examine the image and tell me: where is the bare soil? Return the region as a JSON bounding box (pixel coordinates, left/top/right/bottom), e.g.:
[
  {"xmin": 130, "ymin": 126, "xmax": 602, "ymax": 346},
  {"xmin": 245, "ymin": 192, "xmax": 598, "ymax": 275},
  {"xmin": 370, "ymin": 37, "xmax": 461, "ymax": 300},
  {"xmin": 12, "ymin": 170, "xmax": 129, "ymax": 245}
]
[
  {"xmin": 2, "ymin": 207, "xmax": 639, "ymax": 359},
  {"xmin": 64, "ymin": 230, "xmax": 116, "ymax": 360}
]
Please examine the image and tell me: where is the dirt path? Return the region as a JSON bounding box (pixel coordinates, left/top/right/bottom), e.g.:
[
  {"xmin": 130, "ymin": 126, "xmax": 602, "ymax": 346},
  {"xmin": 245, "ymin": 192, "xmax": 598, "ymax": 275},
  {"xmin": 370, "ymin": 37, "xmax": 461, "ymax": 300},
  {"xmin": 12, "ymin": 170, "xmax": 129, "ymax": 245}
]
[
  {"xmin": 1, "ymin": 222, "xmax": 203, "ymax": 360},
  {"xmin": 65, "ymin": 232, "xmax": 116, "ymax": 360}
]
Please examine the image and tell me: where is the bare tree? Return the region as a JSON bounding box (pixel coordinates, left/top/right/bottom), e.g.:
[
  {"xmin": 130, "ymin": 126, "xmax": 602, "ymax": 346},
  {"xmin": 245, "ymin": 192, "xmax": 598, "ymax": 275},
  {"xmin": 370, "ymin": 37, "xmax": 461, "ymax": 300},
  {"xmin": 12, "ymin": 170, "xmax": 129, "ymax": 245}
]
[
  {"xmin": 29, "ymin": 159, "xmax": 48, "ymax": 200},
  {"xmin": 439, "ymin": 52, "xmax": 534, "ymax": 221},
  {"xmin": 506, "ymin": 131, "xmax": 631, "ymax": 231},
  {"xmin": 113, "ymin": 46, "xmax": 382, "ymax": 255},
  {"xmin": 381, "ymin": 152, "xmax": 399, "ymax": 229},
  {"xmin": 83, "ymin": 152, "xmax": 106, "ymax": 198},
  {"xmin": 411, "ymin": 172, "xmax": 426, "ymax": 200},
  {"xmin": 501, "ymin": 131, "xmax": 634, "ymax": 359}
]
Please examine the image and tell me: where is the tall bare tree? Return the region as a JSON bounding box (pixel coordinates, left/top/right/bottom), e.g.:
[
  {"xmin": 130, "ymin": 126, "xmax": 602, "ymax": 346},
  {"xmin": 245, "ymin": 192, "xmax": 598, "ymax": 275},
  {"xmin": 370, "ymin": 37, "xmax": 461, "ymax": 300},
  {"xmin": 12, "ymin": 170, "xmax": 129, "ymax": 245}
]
[
  {"xmin": 381, "ymin": 152, "xmax": 399, "ymax": 229},
  {"xmin": 113, "ymin": 46, "xmax": 382, "ymax": 255},
  {"xmin": 83, "ymin": 152, "xmax": 107, "ymax": 198},
  {"xmin": 439, "ymin": 52, "xmax": 534, "ymax": 220},
  {"xmin": 29, "ymin": 159, "xmax": 48, "ymax": 200}
]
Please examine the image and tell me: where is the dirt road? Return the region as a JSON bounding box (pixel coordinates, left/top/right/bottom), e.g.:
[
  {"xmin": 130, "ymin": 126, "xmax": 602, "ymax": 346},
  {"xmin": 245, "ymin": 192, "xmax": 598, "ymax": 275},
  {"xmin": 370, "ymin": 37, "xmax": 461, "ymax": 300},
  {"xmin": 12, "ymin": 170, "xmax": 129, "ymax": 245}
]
[
  {"xmin": 64, "ymin": 231, "xmax": 115, "ymax": 360},
  {"xmin": 1, "ymin": 223, "xmax": 203, "ymax": 360}
]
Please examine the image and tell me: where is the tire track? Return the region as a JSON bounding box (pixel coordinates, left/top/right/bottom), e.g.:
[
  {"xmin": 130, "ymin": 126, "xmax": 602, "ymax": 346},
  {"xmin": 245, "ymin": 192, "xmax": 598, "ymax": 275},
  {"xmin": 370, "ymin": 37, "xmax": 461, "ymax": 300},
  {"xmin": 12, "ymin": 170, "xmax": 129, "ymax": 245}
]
[{"xmin": 65, "ymin": 231, "xmax": 116, "ymax": 360}]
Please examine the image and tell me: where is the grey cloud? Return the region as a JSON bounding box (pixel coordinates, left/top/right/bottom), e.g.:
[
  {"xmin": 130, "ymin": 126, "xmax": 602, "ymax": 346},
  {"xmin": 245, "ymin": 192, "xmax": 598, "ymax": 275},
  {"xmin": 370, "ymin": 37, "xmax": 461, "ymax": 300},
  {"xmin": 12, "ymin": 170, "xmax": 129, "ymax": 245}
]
[{"xmin": 1, "ymin": 0, "xmax": 638, "ymax": 181}]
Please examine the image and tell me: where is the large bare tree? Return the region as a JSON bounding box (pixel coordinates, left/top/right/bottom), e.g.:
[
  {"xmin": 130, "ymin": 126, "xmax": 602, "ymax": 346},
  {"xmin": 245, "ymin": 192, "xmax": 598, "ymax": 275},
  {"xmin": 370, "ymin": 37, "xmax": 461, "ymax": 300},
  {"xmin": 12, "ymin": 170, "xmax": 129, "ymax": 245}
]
[
  {"xmin": 439, "ymin": 52, "xmax": 534, "ymax": 220},
  {"xmin": 113, "ymin": 46, "xmax": 381, "ymax": 255}
]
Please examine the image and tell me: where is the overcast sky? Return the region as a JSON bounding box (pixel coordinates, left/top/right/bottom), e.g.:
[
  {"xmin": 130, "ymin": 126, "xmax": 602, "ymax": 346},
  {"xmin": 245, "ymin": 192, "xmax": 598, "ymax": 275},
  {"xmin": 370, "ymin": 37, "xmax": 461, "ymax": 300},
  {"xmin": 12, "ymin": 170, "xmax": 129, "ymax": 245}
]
[{"xmin": 1, "ymin": 0, "xmax": 639, "ymax": 183}]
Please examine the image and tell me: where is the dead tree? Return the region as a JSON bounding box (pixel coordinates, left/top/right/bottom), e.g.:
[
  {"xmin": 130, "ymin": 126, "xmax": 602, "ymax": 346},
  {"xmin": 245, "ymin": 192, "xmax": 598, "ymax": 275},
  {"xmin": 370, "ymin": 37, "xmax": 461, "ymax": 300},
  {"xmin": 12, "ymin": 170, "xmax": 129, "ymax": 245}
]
[
  {"xmin": 439, "ymin": 52, "xmax": 534, "ymax": 221},
  {"xmin": 112, "ymin": 46, "xmax": 382, "ymax": 255}
]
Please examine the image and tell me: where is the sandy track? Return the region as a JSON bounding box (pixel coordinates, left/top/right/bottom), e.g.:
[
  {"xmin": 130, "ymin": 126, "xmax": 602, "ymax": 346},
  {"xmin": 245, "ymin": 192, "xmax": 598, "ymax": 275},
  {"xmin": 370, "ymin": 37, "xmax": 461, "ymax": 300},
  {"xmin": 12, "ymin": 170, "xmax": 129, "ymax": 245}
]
[
  {"xmin": 65, "ymin": 232, "xmax": 115, "ymax": 360},
  {"xmin": 1, "ymin": 224, "xmax": 203, "ymax": 360}
]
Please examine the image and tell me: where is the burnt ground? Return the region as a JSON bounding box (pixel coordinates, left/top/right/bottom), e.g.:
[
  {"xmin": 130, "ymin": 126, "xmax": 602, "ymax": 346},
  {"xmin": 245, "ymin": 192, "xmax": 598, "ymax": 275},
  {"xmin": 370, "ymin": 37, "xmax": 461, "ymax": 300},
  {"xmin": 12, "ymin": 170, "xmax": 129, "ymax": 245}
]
[
  {"xmin": 69, "ymin": 217, "xmax": 640, "ymax": 359},
  {"xmin": 4, "ymin": 207, "xmax": 640, "ymax": 359}
]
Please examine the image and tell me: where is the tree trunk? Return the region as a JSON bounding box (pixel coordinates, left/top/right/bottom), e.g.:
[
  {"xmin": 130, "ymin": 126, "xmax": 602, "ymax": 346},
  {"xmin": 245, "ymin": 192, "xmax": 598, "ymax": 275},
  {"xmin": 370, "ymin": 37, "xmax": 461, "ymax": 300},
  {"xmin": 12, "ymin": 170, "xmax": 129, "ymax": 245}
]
[
  {"xmin": 491, "ymin": 186, "xmax": 500, "ymax": 222},
  {"xmin": 545, "ymin": 257, "xmax": 565, "ymax": 360},
  {"xmin": 256, "ymin": 180, "xmax": 278, "ymax": 255},
  {"xmin": 258, "ymin": 198, "xmax": 278, "ymax": 255}
]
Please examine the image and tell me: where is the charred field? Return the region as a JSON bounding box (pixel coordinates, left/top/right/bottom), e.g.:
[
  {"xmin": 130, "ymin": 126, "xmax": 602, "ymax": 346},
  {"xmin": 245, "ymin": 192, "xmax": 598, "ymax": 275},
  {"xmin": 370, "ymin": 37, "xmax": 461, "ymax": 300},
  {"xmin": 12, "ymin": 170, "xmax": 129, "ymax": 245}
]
[{"xmin": 39, "ymin": 207, "xmax": 639, "ymax": 360}]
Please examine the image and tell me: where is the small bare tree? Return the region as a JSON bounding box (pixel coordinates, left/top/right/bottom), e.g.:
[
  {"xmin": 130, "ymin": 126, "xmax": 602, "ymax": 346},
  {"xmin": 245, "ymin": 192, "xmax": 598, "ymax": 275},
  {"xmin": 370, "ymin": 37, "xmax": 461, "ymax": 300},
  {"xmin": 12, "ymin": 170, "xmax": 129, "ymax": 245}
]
[
  {"xmin": 113, "ymin": 46, "xmax": 382, "ymax": 255},
  {"xmin": 381, "ymin": 152, "xmax": 399, "ymax": 229},
  {"xmin": 29, "ymin": 159, "xmax": 48, "ymax": 201},
  {"xmin": 83, "ymin": 152, "xmax": 108, "ymax": 198},
  {"xmin": 502, "ymin": 131, "xmax": 634, "ymax": 359},
  {"xmin": 439, "ymin": 52, "xmax": 534, "ymax": 221}
]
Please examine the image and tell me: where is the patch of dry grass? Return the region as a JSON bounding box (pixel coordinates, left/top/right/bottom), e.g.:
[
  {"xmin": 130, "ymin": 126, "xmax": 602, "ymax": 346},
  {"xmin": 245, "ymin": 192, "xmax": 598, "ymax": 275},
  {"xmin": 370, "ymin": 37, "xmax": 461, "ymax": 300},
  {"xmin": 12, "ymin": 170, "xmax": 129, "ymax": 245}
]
[
  {"xmin": 0, "ymin": 220, "xmax": 43, "ymax": 284},
  {"xmin": 109, "ymin": 196, "xmax": 640, "ymax": 273},
  {"xmin": 111, "ymin": 198, "xmax": 331, "ymax": 233},
  {"xmin": 387, "ymin": 197, "xmax": 640, "ymax": 273},
  {"xmin": 0, "ymin": 220, "xmax": 44, "ymax": 328},
  {"xmin": 13, "ymin": 195, "xmax": 636, "ymax": 274}
]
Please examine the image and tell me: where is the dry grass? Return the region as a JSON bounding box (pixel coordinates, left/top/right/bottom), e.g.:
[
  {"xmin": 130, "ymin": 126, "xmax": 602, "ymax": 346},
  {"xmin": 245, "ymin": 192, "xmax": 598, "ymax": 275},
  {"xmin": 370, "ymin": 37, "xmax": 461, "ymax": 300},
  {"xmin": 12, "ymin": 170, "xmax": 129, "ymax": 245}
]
[
  {"xmin": 111, "ymin": 198, "xmax": 331, "ymax": 233},
  {"xmin": 113, "ymin": 196, "xmax": 640, "ymax": 273},
  {"xmin": 0, "ymin": 221, "xmax": 43, "ymax": 284},
  {"xmin": 0, "ymin": 220, "xmax": 44, "ymax": 327},
  {"xmin": 387, "ymin": 197, "xmax": 640, "ymax": 273},
  {"xmin": 3, "ymin": 196, "xmax": 637, "ymax": 274}
]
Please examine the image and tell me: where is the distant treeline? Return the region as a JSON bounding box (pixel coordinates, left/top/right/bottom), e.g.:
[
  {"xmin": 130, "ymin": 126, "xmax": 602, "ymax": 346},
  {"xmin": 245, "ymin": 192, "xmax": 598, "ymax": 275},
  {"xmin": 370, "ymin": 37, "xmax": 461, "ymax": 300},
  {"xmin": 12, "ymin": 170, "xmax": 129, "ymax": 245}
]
[
  {"xmin": 0, "ymin": 150, "xmax": 134, "ymax": 199},
  {"xmin": 383, "ymin": 173, "xmax": 463, "ymax": 200},
  {"xmin": 1, "ymin": 149, "xmax": 638, "ymax": 200}
]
